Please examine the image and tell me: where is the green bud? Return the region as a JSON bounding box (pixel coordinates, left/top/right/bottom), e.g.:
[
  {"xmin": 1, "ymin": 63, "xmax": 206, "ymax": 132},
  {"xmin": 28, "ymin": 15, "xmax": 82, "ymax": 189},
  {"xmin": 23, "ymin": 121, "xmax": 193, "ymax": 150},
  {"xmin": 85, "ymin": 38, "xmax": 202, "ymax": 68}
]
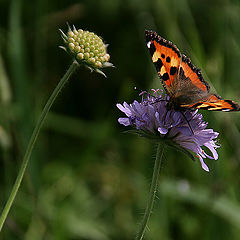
[
  {"xmin": 68, "ymin": 38, "xmax": 75, "ymax": 43},
  {"xmin": 80, "ymin": 39, "xmax": 85, "ymax": 45},
  {"xmin": 85, "ymin": 42, "xmax": 90, "ymax": 48},
  {"xmin": 75, "ymin": 46, "xmax": 81, "ymax": 52},
  {"xmin": 84, "ymin": 52, "xmax": 90, "ymax": 59},
  {"xmin": 60, "ymin": 25, "xmax": 114, "ymax": 76},
  {"xmin": 69, "ymin": 43, "xmax": 75, "ymax": 50},
  {"xmin": 105, "ymin": 54, "xmax": 110, "ymax": 61},
  {"xmin": 85, "ymin": 48, "xmax": 90, "ymax": 53},
  {"xmin": 89, "ymin": 58, "xmax": 95, "ymax": 63},
  {"xmin": 68, "ymin": 31, "xmax": 74, "ymax": 37},
  {"xmin": 77, "ymin": 53, "xmax": 84, "ymax": 60},
  {"xmin": 95, "ymin": 61, "xmax": 102, "ymax": 68}
]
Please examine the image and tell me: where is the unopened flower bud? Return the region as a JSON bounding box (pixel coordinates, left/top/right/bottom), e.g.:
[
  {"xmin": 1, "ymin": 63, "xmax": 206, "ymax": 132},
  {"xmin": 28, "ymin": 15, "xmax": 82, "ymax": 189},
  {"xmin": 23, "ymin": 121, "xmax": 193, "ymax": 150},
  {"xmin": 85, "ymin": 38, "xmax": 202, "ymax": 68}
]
[{"xmin": 60, "ymin": 25, "xmax": 114, "ymax": 76}]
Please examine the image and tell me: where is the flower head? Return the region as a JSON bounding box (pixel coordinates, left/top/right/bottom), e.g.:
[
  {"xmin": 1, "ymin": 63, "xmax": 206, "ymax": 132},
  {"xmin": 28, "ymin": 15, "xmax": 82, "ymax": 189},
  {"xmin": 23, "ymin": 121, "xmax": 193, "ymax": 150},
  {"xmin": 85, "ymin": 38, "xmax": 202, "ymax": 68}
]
[
  {"xmin": 117, "ymin": 89, "xmax": 220, "ymax": 172},
  {"xmin": 60, "ymin": 24, "xmax": 113, "ymax": 77}
]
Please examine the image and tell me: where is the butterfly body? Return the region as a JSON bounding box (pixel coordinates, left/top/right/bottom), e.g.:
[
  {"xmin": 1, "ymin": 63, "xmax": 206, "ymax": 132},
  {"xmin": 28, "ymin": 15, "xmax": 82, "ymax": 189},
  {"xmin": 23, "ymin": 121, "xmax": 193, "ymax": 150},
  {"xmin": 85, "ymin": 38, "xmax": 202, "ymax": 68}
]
[{"xmin": 145, "ymin": 30, "xmax": 240, "ymax": 112}]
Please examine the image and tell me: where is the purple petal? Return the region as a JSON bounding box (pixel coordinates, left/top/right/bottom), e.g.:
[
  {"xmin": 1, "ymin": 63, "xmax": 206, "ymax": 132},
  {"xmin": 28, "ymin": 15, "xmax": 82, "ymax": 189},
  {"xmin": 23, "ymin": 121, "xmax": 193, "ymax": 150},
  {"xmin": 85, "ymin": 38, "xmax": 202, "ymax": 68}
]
[
  {"xmin": 118, "ymin": 118, "xmax": 130, "ymax": 126},
  {"xmin": 204, "ymin": 141, "xmax": 219, "ymax": 160},
  {"xmin": 158, "ymin": 126, "xmax": 168, "ymax": 135},
  {"xmin": 198, "ymin": 155, "xmax": 210, "ymax": 172},
  {"xmin": 171, "ymin": 111, "xmax": 182, "ymax": 126},
  {"xmin": 176, "ymin": 126, "xmax": 193, "ymax": 136},
  {"xmin": 116, "ymin": 103, "xmax": 131, "ymax": 116}
]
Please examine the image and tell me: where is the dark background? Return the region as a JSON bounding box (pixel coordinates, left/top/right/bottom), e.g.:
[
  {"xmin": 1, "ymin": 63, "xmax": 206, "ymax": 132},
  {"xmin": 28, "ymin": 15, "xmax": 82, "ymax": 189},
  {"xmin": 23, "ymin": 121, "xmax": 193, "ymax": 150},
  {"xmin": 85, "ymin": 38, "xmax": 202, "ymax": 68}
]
[{"xmin": 1, "ymin": 0, "xmax": 240, "ymax": 239}]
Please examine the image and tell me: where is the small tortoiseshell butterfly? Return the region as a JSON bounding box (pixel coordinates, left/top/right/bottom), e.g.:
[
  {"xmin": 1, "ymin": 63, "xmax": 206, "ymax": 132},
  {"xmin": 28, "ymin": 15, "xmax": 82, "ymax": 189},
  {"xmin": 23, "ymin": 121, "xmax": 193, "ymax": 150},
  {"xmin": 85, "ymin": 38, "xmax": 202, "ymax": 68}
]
[{"xmin": 145, "ymin": 30, "xmax": 240, "ymax": 111}]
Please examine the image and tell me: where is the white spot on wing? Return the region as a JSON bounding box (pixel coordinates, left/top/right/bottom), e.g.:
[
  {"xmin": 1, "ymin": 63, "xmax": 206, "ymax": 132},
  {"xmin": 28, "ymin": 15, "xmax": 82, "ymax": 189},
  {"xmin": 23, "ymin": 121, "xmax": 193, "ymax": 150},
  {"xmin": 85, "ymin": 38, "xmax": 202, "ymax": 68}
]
[
  {"xmin": 222, "ymin": 109, "xmax": 230, "ymax": 112},
  {"xmin": 147, "ymin": 41, "xmax": 151, "ymax": 48}
]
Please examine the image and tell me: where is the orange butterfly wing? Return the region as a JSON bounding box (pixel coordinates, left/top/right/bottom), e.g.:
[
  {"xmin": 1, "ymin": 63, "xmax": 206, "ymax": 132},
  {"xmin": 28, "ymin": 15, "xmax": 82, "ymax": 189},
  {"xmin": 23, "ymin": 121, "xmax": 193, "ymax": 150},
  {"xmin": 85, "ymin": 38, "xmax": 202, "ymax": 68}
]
[
  {"xmin": 181, "ymin": 94, "xmax": 240, "ymax": 111},
  {"xmin": 179, "ymin": 55, "xmax": 209, "ymax": 92},
  {"xmin": 145, "ymin": 30, "xmax": 240, "ymax": 112},
  {"xmin": 145, "ymin": 30, "xmax": 181, "ymax": 96}
]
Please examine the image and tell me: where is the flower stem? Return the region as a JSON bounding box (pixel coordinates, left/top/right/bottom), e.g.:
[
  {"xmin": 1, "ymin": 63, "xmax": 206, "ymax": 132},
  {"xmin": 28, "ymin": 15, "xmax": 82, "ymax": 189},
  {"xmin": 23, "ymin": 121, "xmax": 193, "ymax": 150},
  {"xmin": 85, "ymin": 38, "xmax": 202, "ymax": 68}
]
[
  {"xmin": 135, "ymin": 142, "xmax": 165, "ymax": 240},
  {"xmin": 0, "ymin": 60, "xmax": 79, "ymax": 232}
]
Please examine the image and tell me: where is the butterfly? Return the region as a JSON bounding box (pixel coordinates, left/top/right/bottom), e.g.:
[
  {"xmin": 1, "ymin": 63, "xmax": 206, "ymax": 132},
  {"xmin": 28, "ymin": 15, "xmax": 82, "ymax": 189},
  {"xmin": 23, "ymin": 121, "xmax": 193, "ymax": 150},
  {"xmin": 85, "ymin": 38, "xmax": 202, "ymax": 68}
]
[{"xmin": 145, "ymin": 30, "xmax": 240, "ymax": 111}]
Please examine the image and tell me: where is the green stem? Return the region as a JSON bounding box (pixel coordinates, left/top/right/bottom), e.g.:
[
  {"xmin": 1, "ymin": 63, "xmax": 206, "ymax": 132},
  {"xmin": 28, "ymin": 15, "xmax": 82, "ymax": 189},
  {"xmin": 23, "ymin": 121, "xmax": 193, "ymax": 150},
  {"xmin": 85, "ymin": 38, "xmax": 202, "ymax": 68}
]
[
  {"xmin": 0, "ymin": 60, "xmax": 79, "ymax": 232},
  {"xmin": 135, "ymin": 142, "xmax": 165, "ymax": 240}
]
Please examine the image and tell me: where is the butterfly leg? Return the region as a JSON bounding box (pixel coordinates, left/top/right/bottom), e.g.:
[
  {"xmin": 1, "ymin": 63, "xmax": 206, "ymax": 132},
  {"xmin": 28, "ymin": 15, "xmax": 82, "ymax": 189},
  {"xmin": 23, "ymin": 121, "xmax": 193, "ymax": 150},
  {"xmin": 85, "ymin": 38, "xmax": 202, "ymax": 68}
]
[{"xmin": 180, "ymin": 111, "xmax": 194, "ymax": 135}]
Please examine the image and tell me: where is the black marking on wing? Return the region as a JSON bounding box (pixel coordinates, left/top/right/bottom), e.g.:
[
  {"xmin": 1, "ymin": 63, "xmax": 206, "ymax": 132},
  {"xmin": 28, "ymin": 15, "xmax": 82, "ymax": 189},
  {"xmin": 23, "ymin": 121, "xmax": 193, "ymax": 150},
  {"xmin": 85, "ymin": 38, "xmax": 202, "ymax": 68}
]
[
  {"xmin": 162, "ymin": 73, "xmax": 169, "ymax": 81},
  {"xmin": 148, "ymin": 42, "xmax": 156, "ymax": 56},
  {"xmin": 224, "ymin": 100, "xmax": 240, "ymax": 111},
  {"xmin": 170, "ymin": 66, "xmax": 177, "ymax": 75},
  {"xmin": 154, "ymin": 58, "xmax": 163, "ymax": 72}
]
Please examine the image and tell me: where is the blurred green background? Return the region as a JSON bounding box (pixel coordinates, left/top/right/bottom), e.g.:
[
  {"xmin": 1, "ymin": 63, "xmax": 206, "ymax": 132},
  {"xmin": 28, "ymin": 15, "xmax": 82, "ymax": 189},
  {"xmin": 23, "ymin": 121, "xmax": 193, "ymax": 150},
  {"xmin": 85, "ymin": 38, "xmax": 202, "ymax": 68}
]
[{"xmin": 1, "ymin": 0, "xmax": 240, "ymax": 239}]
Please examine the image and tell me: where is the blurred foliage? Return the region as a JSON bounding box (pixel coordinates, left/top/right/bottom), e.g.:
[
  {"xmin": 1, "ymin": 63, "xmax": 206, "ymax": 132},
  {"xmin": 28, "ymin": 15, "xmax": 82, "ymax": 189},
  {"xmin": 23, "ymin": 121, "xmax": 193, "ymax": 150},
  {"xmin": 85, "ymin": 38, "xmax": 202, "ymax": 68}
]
[{"xmin": 0, "ymin": 0, "xmax": 240, "ymax": 239}]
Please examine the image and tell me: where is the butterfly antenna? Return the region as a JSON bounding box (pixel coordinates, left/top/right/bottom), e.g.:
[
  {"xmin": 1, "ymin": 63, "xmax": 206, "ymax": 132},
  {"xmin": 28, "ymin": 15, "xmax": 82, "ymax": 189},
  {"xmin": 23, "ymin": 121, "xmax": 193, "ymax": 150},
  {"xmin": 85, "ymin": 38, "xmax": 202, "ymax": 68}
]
[{"xmin": 180, "ymin": 111, "xmax": 194, "ymax": 135}]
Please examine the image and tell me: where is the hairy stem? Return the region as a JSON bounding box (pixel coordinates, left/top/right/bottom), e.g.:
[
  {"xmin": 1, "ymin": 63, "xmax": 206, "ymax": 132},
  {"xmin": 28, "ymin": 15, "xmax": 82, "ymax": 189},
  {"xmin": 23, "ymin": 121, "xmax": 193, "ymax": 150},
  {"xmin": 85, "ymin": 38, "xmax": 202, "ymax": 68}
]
[
  {"xmin": 135, "ymin": 142, "xmax": 165, "ymax": 240},
  {"xmin": 0, "ymin": 60, "xmax": 79, "ymax": 231}
]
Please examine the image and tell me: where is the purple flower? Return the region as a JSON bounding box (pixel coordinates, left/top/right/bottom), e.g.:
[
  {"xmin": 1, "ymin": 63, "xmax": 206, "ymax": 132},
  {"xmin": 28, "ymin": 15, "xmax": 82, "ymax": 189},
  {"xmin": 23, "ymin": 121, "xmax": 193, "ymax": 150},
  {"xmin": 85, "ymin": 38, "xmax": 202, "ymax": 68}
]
[{"xmin": 117, "ymin": 89, "xmax": 220, "ymax": 172}]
